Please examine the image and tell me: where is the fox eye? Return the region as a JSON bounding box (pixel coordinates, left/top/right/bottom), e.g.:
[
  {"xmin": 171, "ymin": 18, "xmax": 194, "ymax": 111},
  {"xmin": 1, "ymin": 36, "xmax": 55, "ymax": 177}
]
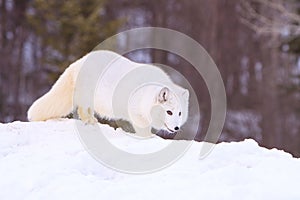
[
  {"xmin": 166, "ymin": 110, "xmax": 173, "ymax": 115},
  {"xmin": 179, "ymin": 112, "xmax": 181, "ymax": 116}
]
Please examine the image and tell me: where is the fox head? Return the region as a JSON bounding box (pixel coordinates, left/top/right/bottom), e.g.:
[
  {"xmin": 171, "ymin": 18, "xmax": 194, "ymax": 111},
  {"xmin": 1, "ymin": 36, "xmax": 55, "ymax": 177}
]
[{"xmin": 155, "ymin": 87, "xmax": 189, "ymax": 133}]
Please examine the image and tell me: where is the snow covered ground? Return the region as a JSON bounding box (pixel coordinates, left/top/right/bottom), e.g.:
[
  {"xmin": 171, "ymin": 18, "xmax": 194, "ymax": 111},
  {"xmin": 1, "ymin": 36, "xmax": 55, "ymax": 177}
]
[{"xmin": 0, "ymin": 119, "xmax": 300, "ymax": 200}]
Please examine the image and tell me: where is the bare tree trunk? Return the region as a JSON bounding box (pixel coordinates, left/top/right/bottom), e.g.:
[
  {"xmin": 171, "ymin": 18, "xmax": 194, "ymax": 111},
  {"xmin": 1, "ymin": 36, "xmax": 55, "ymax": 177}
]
[
  {"xmin": 150, "ymin": 1, "xmax": 168, "ymax": 64},
  {"xmin": 0, "ymin": 0, "xmax": 10, "ymax": 121},
  {"xmin": 261, "ymin": 35, "xmax": 281, "ymax": 147}
]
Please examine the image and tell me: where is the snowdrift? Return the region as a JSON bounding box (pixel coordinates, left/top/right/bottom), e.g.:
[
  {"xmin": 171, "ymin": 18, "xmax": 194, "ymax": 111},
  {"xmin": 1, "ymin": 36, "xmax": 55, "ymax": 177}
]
[{"xmin": 0, "ymin": 120, "xmax": 299, "ymax": 200}]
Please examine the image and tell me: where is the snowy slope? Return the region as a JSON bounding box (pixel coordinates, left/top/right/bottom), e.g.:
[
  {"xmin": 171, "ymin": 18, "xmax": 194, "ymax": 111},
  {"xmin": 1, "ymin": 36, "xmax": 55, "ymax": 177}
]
[{"xmin": 0, "ymin": 120, "xmax": 299, "ymax": 200}]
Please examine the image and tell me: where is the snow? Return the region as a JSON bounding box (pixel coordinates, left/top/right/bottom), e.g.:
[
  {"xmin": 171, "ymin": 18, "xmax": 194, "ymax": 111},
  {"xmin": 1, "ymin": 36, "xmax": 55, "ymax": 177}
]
[{"xmin": 0, "ymin": 120, "xmax": 300, "ymax": 200}]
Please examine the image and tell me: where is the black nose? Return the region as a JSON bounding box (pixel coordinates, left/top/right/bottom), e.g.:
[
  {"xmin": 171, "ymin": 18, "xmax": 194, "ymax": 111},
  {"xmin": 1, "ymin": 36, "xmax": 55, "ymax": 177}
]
[{"xmin": 174, "ymin": 126, "xmax": 179, "ymax": 131}]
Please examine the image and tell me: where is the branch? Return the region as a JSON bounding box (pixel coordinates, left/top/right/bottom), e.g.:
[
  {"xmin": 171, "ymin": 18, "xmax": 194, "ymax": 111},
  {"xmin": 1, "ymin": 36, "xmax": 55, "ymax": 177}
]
[{"xmin": 240, "ymin": 0, "xmax": 300, "ymax": 36}]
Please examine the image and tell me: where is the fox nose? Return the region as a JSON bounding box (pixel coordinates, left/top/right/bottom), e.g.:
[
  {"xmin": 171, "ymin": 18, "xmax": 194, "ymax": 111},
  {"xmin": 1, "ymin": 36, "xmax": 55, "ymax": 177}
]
[{"xmin": 174, "ymin": 126, "xmax": 179, "ymax": 131}]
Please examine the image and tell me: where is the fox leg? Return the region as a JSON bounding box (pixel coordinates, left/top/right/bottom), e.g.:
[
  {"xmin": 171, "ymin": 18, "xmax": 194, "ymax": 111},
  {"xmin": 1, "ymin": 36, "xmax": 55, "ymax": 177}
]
[{"xmin": 77, "ymin": 106, "xmax": 97, "ymax": 124}]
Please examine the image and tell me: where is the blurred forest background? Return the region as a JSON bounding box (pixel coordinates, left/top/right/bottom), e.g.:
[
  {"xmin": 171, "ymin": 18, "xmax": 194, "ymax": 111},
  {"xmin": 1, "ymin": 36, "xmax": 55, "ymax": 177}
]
[{"xmin": 0, "ymin": 0, "xmax": 300, "ymax": 156}]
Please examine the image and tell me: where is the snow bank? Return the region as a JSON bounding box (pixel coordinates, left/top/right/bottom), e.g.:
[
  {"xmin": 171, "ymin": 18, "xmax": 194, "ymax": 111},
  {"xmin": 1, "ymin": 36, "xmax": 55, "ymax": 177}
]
[{"xmin": 0, "ymin": 120, "xmax": 299, "ymax": 200}]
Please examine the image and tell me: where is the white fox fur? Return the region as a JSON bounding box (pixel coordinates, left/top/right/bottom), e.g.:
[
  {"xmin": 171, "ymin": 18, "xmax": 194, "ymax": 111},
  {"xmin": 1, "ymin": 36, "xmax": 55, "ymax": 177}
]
[{"xmin": 28, "ymin": 50, "xmax": 189, "ymax": 134}]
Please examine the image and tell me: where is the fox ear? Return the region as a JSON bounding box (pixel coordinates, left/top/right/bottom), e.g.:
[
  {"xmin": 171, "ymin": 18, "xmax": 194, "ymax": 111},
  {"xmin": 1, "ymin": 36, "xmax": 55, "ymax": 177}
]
[
  {"xmin": 158, "ymin": 87, "xmax": 170, "ymax": 103},
  {"xmin": 182, "ymin": 89, "xmax": 189, "ymax": 100}
]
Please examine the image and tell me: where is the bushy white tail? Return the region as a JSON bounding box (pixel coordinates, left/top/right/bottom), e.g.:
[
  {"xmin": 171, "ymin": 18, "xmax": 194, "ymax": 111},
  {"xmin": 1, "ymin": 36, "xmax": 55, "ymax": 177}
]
[{"xmin": 27, "ymin": 66, "xmax": 76, "ymax": 121}]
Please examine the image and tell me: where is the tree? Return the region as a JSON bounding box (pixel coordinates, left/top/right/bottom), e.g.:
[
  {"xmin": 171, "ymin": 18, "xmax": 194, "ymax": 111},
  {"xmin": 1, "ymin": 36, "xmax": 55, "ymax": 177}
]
[
  {"xmin": 0, "ymin": 0, "xmax": 30, "ymax": 121},
  {"xmin": 0, "ymin": 0, "xmax": 123, "ymax": 122},
  {"xmin": 241, "ymin": 0, "xmax": 300, "ymax": 151},
  {"xmin": 240, "ymin": 0, "xmax": 300, "ymax": 36},
  {"xmin": 27, "ymin": 0, "xmax": 122, "ymax": 74}
]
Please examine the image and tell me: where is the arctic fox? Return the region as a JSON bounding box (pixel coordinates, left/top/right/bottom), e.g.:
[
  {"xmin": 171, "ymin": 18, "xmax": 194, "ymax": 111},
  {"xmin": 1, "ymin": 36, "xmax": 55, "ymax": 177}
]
[{"xmin": 27, "ymin": 50, "xmax": 189, "ymax": 136}]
